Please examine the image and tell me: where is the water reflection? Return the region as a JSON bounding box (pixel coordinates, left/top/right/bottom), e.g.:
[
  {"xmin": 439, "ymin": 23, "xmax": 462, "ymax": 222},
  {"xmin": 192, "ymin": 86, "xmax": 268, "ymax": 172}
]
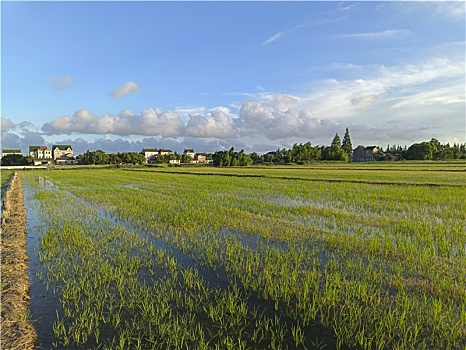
[{"xmin": 35, "ymin": 176, "xmax": 60, "ymax": 190}]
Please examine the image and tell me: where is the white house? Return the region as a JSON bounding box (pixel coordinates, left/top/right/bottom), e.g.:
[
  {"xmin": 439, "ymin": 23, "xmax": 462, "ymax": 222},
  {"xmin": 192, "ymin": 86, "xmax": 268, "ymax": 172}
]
[
  {"xmin": 30, "ymin": 145, "xmax": 52, "ymax": 158},
  {"xmin": 52, "ymin": 145, "xmax": 73, "ymax": 159},
  {"xmin": 141, "ymin": 148, "xmax": 158, "ymax": 163},
  {"xmin": 2, "ymin": 149, "xmax": 22, "ymax": 158}
]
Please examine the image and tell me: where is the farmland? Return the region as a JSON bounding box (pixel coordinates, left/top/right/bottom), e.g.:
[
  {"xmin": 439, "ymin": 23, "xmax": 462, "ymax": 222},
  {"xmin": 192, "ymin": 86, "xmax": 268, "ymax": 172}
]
[
  {"xmin": 20, "ymin": 163, "xmax": 466, "ymax": 349},
  {"xmin": 1, "ymin": 170, "xmax": 14, "ymax": 201}
]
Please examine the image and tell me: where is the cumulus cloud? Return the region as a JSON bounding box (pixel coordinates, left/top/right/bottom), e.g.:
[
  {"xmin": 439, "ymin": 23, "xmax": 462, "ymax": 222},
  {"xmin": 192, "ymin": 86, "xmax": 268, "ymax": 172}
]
[
  {"xmin": 140, "ymin": 108, "xmax": 185, "ymax": 137},
  {"xmin": 51, "ymin": 76, "xmax": 73, "ymax": 92},
  {"xmin": 110, "ymin": 82, "xmax": 141, "ymax": 98},
  {"xmin": 1, "ymin": 117, "xmax": 15, "ymax": 132},
  {"xmin": 186, "ymin": 108, "xmax": 239, "ymax": 139},
  {"xmin": 0, "ymin": 130, "xmax": 46, "ymax": 154},
  {"xmin": 238, "ymin": 101, "xmax": 338, "ymax": 140},
  {"xmin": 33, "ymin": 47, "xmax": 465, "ymax": 150},
  {"xmin": 42, "ymin": 108, "xmax": 185, "ymax": 137}
]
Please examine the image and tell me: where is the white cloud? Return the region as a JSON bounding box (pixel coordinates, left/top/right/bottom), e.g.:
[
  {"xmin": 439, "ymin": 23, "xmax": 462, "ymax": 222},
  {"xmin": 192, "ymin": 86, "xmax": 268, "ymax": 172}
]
[
  {"xmin": 140, "ymin": 108, "xmax": 185, "ymax": 137},
  {"xmin": 351, "ymin": 95, "xmax": 378, "ymax": 107},
  {"xmin": 263, "ymin": 31, "xmax": 286, "ymax": 46},
  {"xmin": 110, "ymin": 82, "xmax": 141, "ymax": 98},
  {"xmin": 335, "ymin": 29, "xmax": 411, "ymax": 40},
  {"xmin": 51, "ymin": 76, "xmax": 73, "ymax": 92},
  {"xmin": 294, "ymin": 55, "xmax": 464, "ymax": 121},
  {"xmin": 185, "ymin": 107, "xmax": 239, "ymax": 139},
  {"xmin": 1, "ymin": 117, "xmax": 15, "ymax": 132},
  {"xmin": 262, "ymin": 17, "xmax": 346, "ymax": 46},
  {"xmin": 273, "ymin": 94, "xmax": 298, "ymax": 105},
  {"xmin": 36, "ymin": 47, "xmax": 465, "ymax": 148},
  {"xmin": 392, "ymin": 1, "xmax": 466, "ymax": 22},
  {"xmin": 42, "ymin": 108, "xmax": 185, "ymax": 138},
  {"xmin": 238, "ymin": 100, "xmax": 338, "ymax": 140}
]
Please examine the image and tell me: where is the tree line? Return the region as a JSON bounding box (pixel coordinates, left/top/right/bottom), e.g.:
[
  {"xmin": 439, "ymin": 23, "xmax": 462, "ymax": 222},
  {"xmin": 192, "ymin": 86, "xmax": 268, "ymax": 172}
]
[
  {"xmin": 77, "ymin": 151, "xmax": 192, "ymax": 165},
  {"xmin": 212, "ymin": 128, "xmax": 354, "ymax": 165},
  {"xmin": 2, "ymin": 129, "xmax": 465, "ymax": 166}
]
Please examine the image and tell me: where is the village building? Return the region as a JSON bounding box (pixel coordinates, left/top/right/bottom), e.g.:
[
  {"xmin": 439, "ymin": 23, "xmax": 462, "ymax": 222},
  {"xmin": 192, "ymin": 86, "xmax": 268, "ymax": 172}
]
[
  {"xmin": 158, "ymin": 149, "xmax": 172, "ymax": 156},
  {"xmin": 1, "ymin": 149, "xmax": 22, "ymax": 158},
  {"xmin": 183, "ymin": 149, "xmax": 195, "ymax": 160},
  {"xmin": 141, "ymin": 148, "xmax": 158, "ymax": 163},
  {"xmin": 29, "ymin": 146, "xmax": 54, "ymax": 165},
  {"xmin": 353, "ymin": 145, "xmax": 379, "ymax": 162},
  {"xmin": 52, "ymin": 145, "xmax": 73, "ymax": 159},
  {"xmin": 29, "ymin": 146, "xmax": 52, "ymax": 159},
  {"xmin": 194, "ymin": 153, "xmax": 212, "ymax": 164},
  {"xmin": 52, "ymin": 145, "xmax": 77, "ymax": 165}
]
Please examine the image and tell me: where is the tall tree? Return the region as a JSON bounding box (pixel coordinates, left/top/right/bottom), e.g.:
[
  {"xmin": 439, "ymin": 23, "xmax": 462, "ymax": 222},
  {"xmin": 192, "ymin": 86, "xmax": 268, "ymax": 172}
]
[
  {"xmin": 331, "ymin": 133, "xmax": 341, "ymax": 149},
  {"xmin": 341, "ymin": 127, "xmax": 353, "ymax": 160}
]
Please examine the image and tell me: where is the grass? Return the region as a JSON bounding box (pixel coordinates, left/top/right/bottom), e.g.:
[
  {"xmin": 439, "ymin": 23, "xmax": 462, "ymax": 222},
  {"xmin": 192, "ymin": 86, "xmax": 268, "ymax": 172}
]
[{"xmin": 21, "ymin": 162, "xmax": 466, "ymax": 349}]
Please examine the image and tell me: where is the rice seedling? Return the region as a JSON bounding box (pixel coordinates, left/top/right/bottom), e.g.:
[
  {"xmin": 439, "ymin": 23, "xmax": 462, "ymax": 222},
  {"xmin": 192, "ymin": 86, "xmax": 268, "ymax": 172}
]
[{"xmin": 20, "ymin": 164, "xmax": 466, "ymax": 349}]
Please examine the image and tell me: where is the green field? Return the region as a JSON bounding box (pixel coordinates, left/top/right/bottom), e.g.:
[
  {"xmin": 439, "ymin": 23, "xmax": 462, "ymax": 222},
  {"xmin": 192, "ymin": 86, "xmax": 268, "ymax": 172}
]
[
  {"xmin": 22, "ymin": 163, "xmax": 466, "ymax": 349},
  {"xmin": 1, "ymin": 170, "xmax": 14, "ymax": 202}
]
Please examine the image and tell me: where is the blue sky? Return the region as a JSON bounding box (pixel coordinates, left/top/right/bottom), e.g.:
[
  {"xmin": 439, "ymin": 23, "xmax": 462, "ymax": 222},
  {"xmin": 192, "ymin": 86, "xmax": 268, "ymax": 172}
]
[{"xmin": 1, "ymin": 1, "xmax": 465, "ymax": 155}]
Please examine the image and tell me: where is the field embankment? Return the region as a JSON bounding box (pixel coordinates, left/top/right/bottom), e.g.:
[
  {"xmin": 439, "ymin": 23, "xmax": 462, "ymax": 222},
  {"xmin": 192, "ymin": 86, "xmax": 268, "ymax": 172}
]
[{"xmin": 1, "ymin": 172, "xmax": 36, "ymax": 349}]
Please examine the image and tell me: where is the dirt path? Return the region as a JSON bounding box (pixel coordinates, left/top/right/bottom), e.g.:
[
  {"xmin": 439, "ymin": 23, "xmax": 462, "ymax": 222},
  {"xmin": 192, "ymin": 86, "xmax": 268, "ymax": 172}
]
[{"xmin": 1, "ymin": 172, "xmax": 36, "ymax": 349}]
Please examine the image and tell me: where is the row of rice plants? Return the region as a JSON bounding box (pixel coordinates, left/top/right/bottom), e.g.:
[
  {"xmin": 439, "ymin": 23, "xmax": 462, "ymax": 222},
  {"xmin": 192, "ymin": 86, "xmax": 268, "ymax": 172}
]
[
  {"xmin": 1, "ymin": 170, "xmax": 14, "ymax": 201},
  {"xmin": 135, "ymin": 162, "xmax": 466, "ymax": 185},
  {"xmin": 25, "ymin": 175, "xmax": 335, "ymax": 349},
  {"xmin": 23, "ymin": 169, "xmax": 466, "ymax": 349}
]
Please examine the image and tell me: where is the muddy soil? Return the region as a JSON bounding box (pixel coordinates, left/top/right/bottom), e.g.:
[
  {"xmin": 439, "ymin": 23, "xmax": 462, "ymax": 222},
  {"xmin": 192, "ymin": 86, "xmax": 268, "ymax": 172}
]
[{"xmin": 1, "ymin": 172, "xmax": 37, "ymax": 349}]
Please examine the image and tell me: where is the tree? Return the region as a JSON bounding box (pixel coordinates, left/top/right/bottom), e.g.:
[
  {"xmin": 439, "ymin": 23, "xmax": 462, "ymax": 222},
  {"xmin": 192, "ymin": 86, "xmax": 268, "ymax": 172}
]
[
  {"xmin": 331, "ymin": 133, "xmax": 341, "ymax": 149},
  {"xmin": 1, "ymin": 154, "xmax": 30, "ymax": 166},
  {"xmin": 406, "ymin": 142, "xmax": 432, "ymax": 160},
  {"xmin": 321, "ymin": 133, "xmax": 349, "ymax": 161},
  {"xmin": 322, "ymin": 146, "xmax": 349, "ymax": 161},
  {"xmin": 341, "ymin": 128, "xmax": 353, "ymax": 160},
  {"xmin": 80, "ymin": 150, "xmax": 110, "ymax": 165},
  {"xmin": 109, "ymin": 153, "xmax": 122, "ymax": 164}
]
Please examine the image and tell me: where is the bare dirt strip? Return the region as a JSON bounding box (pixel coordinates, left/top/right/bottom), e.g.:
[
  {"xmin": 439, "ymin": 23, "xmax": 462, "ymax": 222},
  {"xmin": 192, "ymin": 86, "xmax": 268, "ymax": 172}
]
[{"xmin": 1, "ymin": 172, "xmax": 36, "ymax": 349}]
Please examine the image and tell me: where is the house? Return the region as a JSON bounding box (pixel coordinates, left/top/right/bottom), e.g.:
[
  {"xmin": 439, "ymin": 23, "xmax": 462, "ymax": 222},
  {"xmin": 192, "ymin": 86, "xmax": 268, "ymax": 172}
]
[
  {"xmin": 169, "ymin": 159, "xmax": 181, "ymax": 165},
  {"xmin": 194, "ymin": 153, "xmax": 212, "ymax": 164},
  {"xmin": 29, "ymin": 146, "xmax": 53, "ymax": 164},
  {"xmin": 183, "ymin": 149, "xmax": 195, "ymax": 160},
  {"xmin": 141, "ymin": 148, "xmax": 158, "ymax": 163},
  {"xmin": 32, "ymin": 158, "xmax": 54, "ymax": 166},
  {"xmin": 2, "ymin": 149, "xmax": 22, "ymax": 158},
  {"xmin": 195, "ymin": 153, "xmax": 206, "ymax": 163},
  {"xmin": 353, "ymin": 145, "xmax": 379, "ymax": 162},
  {"xmin": 52, "ymin": 145, "xmax": 73, "ymax": 159},
  {"xmin": 55, "ymin": 156, "xmax": 78, "ymax": 165},
  {"xmin": 159, "ymin": 149, "xmax": 172, "ymax": 156},
  {"xmin": 52, "ymin": 145, "xmax": 77, "ymax": 165}
]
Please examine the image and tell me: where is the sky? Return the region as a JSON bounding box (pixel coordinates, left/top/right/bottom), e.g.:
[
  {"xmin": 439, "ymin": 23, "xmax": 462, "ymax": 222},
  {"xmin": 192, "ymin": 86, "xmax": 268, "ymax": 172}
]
[{"xmin": 1, "ymin": 1, "xmax": 465, "ymax": 156}]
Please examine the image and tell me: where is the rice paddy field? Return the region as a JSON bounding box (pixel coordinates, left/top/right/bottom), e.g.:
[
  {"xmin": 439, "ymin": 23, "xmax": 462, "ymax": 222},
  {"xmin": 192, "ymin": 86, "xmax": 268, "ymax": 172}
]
[
  {"xmin": 1, "ymin": 170, "xmax": 14, "ymax": 199},
  {"xmin": 20, "ymin": 163, "xmax": 466, "ymax": 349}
]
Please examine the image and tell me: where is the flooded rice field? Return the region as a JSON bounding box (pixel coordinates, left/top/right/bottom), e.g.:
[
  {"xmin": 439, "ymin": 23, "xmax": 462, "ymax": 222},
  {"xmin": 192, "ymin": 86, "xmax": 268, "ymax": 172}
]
[{"xmin": 16, "ymin": 168, "xmax": 466, "ymax": 349}]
